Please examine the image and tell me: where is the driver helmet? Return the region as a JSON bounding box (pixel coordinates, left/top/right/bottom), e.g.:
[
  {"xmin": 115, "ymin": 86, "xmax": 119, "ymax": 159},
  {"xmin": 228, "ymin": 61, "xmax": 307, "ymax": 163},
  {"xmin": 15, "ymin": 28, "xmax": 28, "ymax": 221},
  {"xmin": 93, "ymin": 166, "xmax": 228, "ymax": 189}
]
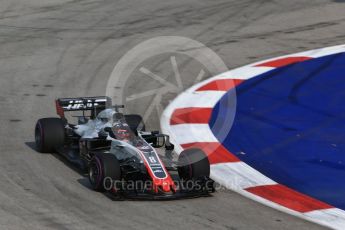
[
  {"xmin": 116, "ymin": 129, "xmax": 130, "ymax": 140},
  {"xmin": 113, "ymin": 123, "xmax": 131, "ymax": 140}
]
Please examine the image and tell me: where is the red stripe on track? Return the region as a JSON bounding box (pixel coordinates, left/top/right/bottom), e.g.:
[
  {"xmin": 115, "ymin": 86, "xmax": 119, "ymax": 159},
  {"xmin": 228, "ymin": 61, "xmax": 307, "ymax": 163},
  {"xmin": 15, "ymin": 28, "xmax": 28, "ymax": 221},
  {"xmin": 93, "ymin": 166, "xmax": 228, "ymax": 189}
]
[
  {"xmin": 181, "ymin": 142, "xmax": 240, "ymax": 164},
  {"xmin": 255, "ymin": 56, "xmax": 312, "ymax": 68},
  {"xmin": 196, "ymin": 79, "xmax": 243, "ymax": 91},
  {"xmin": 170, "ymin": 108, "xmax": 212, "ymax": 125},
  {"xmin": 245, "ymin": 184, "xmax": 333, "ymax": 213}
]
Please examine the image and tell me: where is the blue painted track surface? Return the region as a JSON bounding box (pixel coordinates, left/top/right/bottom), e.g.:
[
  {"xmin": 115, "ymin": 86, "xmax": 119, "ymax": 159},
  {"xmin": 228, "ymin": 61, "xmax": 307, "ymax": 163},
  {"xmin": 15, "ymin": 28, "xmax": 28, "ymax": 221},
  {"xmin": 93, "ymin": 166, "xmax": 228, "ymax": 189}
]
[{"xmin": 210, "ymin": 52, "xmax": 345, "ymax": 210}]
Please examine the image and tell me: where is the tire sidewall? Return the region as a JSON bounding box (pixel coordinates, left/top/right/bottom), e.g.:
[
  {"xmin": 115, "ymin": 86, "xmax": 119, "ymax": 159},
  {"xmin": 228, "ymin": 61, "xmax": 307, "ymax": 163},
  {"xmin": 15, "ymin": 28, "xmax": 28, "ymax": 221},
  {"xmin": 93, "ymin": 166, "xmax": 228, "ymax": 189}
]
[
  {"xmin": 35, "ymin": 118, "xmax": 65, "ymax": 153},
  {"xmin": 89, "ymin": 153, "xmax": 121, "ymax": 192},
  {"xmin": 178, "ymin": 148, "xmax": 210, "ymax": 181}
]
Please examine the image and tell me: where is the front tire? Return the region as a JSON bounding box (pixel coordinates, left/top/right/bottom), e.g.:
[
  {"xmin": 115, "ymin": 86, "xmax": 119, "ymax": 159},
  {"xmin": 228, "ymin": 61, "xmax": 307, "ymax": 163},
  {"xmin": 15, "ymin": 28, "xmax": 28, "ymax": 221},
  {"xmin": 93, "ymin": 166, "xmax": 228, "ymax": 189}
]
[
  {"xmin": 35, "ymin": 118, "xmax": 65, "ymax": 153},
  {"xmin": 177, "ymin": 148, "xmax": 210, "ymax": 181},
  {"xmin": 88, "ymin": 153, "xmax": 121, "ymax": 192}
]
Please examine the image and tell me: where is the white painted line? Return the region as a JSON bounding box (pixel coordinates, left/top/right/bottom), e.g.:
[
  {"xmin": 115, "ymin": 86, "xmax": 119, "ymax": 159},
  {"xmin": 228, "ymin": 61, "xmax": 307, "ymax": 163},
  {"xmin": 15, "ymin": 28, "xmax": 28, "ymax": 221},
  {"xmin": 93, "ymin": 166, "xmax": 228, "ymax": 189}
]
[
  {"xmin": 169, "ymin": 90, "xmax": 225, "ymax": 108},
  {"xmin": 211, "ymin": 162, "xmax": 276, "ymax": 190},
  {"xmin": 305, "ymin": 208, "xmax": 345, "ymax": 230},
  {"xmin": 217, "ymin": 66, "xmax": 274, "ymax": 80},
  {"xmin": 169, "ymin": 124, "xmax": 218, "ymax": 144}
]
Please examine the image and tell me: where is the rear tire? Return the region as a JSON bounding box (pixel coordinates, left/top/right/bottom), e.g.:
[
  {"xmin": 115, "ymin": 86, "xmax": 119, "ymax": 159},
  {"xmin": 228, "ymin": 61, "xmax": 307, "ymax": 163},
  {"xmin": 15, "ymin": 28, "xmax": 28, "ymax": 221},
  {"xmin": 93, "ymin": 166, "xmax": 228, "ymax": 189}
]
[
  {"xmin": 88, "ymin": 153, "xmax": 121, "ymax": 192},
  {"xmin": 177, "ymin": 148, "xmax": 210, "ymax": 181},
  {"xmin": 35, "ymin": 118, "xmax": 65, "ymax": 153}
]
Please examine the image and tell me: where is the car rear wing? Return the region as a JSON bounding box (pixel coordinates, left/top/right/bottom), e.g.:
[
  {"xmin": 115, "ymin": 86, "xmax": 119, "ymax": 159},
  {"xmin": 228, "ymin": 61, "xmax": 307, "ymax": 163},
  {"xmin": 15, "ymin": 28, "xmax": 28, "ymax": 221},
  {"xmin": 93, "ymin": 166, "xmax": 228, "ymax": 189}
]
[{"xmin": 55, "ymin": 96, "xmax": 112, "ymax": 118}]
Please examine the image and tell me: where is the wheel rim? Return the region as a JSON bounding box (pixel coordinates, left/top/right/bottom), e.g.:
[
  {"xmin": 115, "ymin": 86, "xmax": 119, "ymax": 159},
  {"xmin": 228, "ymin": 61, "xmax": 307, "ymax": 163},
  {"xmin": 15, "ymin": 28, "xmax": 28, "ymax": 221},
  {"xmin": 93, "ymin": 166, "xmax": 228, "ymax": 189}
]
[
  {"xmin": 89, "ymin": 161, "xmax": 100, "ymax": 186},
  {"xmin": 35, "ymin": 125, "xmax": 42, "ymax": 148}
]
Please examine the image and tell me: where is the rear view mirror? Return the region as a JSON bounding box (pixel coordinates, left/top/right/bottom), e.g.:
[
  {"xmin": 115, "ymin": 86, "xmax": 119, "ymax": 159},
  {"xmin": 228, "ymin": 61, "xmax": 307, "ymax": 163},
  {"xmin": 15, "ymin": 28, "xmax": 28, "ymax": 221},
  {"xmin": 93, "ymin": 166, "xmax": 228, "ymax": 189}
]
[{"xmin": 151, "ymin": 134, "xmax": 166, "ymax": 148}]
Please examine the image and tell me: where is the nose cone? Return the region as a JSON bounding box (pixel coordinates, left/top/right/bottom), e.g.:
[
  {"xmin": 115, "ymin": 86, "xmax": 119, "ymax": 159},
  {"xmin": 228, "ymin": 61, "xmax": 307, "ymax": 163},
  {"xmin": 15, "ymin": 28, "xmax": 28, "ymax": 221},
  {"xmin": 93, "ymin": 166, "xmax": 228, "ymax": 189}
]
[
  {"xmin": 152, "ymin": 177, "xmax": 176, "ymax": 193},
  {"xmin": 162, "ymin": 181, "xmax": 171, "ymax": 192}
]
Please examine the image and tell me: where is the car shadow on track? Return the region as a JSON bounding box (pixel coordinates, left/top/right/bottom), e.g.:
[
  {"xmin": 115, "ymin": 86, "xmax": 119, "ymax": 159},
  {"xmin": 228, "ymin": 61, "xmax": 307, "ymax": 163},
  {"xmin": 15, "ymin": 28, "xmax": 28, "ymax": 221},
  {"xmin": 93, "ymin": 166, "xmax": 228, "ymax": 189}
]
[
  {"xmin": 25, "ymin": 141, "xmax": 91, "ymax": 177},
  {"xmin": 25, "ymin": 141, "xmax": 86, "ymax": 175},
  {"xmin": 25, "ymin": 141, "xmax": 125, "ymax": 200}
]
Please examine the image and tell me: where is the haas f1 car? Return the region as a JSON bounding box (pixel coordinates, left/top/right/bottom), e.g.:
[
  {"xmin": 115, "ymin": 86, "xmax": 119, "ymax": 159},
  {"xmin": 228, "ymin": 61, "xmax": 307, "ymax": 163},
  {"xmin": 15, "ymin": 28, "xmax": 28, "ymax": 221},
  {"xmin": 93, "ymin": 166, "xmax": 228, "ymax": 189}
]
[{"xmin": 35, "ymin": 96, "xmax": 214, "ymax": 199}]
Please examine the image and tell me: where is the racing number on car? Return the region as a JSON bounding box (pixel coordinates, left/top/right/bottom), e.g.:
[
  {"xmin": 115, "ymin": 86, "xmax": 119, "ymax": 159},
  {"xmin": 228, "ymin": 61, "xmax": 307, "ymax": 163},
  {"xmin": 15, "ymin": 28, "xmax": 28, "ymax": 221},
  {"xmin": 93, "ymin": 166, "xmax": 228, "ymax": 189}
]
[
  {"xmin": 149, "ymin": 156, "xmax": 157, "ymax": 163},
  {"xmin": 140, "ymin": 144, "xmax": 167, "ymax": 178}
]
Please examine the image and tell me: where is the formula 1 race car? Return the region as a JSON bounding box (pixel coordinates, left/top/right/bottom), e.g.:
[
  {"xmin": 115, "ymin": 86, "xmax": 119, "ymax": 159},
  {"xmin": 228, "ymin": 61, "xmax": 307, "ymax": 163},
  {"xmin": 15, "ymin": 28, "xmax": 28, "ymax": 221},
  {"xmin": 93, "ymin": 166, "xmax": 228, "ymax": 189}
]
[{"xmin": 34, "ymin": 96, "xmax": 214, "ymax": 199}]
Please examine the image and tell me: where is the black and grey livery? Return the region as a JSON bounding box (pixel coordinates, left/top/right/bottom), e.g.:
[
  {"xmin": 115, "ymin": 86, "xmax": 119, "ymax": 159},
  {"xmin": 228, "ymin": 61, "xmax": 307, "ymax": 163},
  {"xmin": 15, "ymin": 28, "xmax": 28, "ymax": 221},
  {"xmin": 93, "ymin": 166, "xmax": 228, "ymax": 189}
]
[{"xmin": 34, "ymin": 96, "xmax": 214, "ymax": 199}]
